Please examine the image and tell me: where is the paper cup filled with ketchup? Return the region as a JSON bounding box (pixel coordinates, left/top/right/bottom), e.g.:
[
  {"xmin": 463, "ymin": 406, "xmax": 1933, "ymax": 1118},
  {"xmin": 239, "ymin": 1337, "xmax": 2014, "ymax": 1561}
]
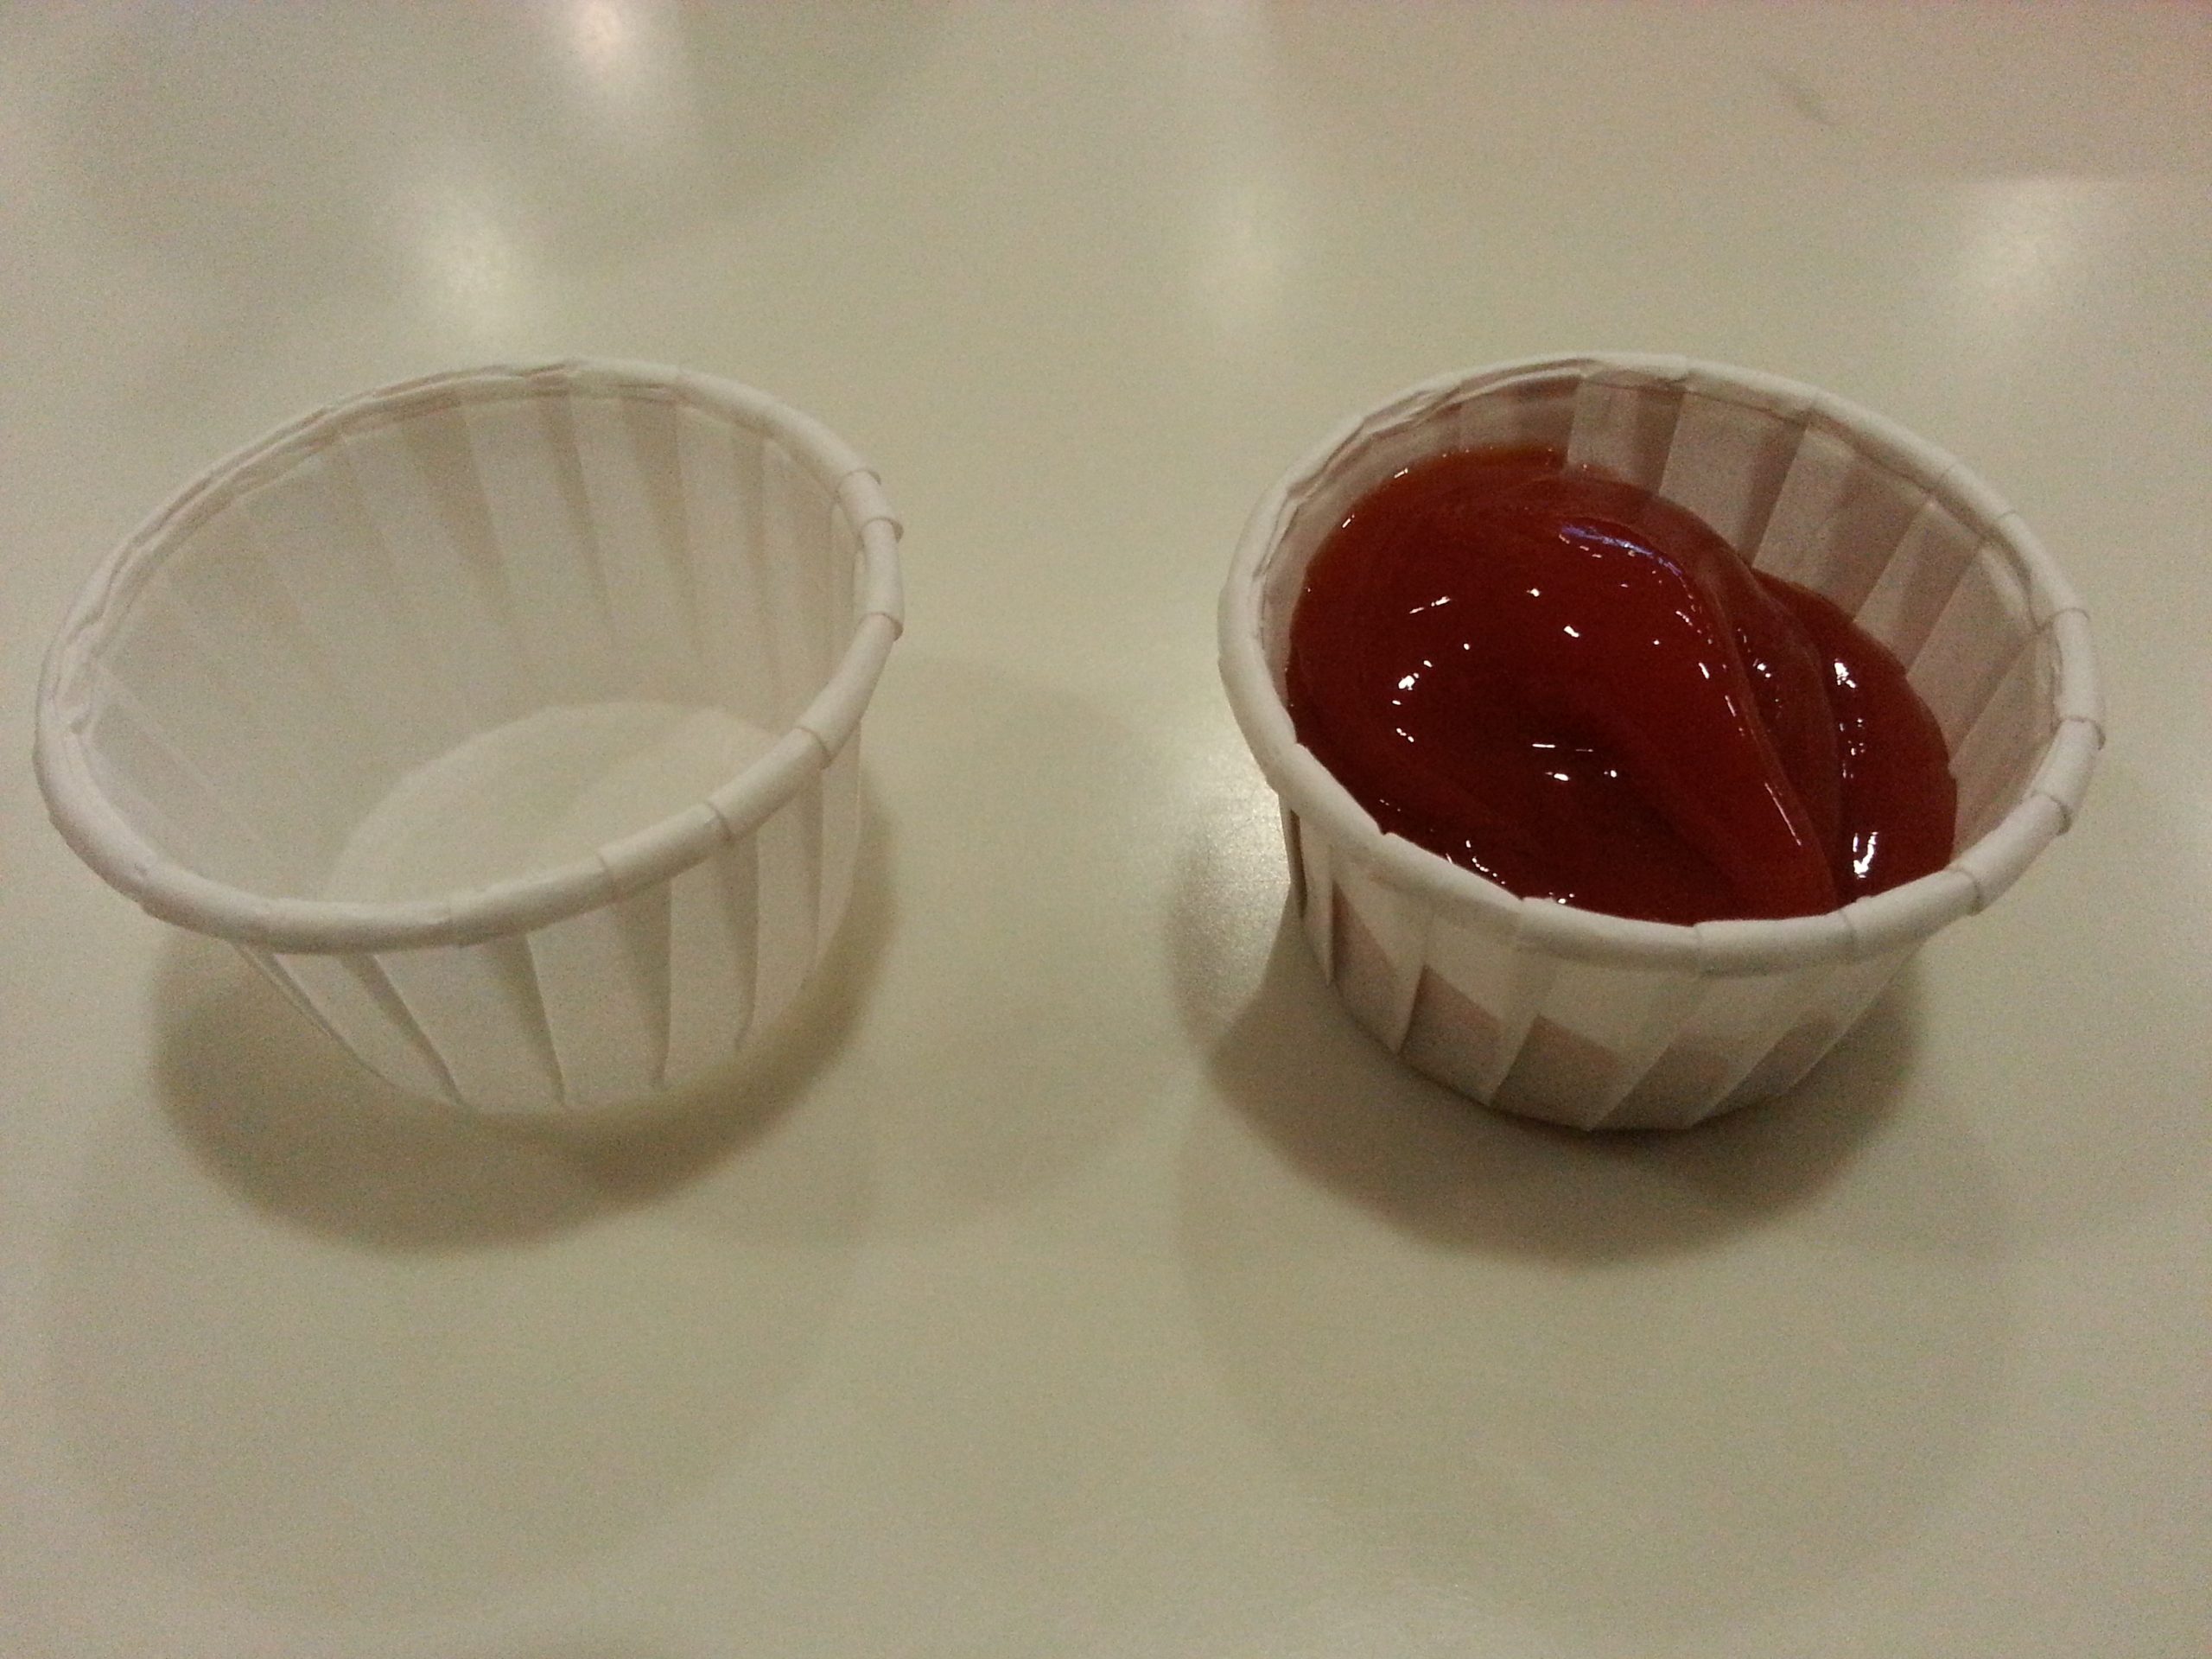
[{"xmin": 1219, "ymin": 354, "xmax": 2101, "ymax": 1130}]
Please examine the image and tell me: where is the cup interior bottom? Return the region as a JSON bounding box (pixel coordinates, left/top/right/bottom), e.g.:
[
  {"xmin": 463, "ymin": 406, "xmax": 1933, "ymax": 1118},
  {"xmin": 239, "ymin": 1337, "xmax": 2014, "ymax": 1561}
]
[{"xmin": 322, "ymin": 701, "xmax": 777, "ymax": 903}]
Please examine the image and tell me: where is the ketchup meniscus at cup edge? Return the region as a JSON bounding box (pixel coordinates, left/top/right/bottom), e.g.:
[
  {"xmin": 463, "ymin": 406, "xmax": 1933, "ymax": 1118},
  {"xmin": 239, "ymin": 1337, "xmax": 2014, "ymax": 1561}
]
[{"xmin": 1284, "ymin": 445, "xmax": 1957, "ymax": 926}]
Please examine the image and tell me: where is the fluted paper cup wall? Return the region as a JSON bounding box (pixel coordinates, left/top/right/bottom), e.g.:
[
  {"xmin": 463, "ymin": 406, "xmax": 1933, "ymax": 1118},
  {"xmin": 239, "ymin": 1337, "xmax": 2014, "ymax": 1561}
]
[
  {"xmin": 1220, "ymin": 354, "xmax": 2102, "ymax": 1131},
  {"xmin": 37, "ymin": 361, "xmax": 903, "ymax": 1117}
]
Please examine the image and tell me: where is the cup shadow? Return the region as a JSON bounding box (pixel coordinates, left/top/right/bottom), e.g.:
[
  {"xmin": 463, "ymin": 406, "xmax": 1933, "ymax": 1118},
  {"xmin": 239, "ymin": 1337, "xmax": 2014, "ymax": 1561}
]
[
  {"xmin": 1180, "ymin": 906, "xmax": 2011, "ymax": 1637},
  {"xmin": 148, "ymin": 788, "xmax": 897, "ymax": 1252},
  {"xmin": 1203, "ymin": 904, "xmax": 1917, "ymax": 1262}
]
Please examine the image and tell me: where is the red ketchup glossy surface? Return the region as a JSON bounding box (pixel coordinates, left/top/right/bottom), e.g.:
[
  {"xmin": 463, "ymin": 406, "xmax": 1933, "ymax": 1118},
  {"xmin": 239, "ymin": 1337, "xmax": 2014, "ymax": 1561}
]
[{"xmin": 1285, "ymin": 445, "xmax": 1956, "ymax": 925}]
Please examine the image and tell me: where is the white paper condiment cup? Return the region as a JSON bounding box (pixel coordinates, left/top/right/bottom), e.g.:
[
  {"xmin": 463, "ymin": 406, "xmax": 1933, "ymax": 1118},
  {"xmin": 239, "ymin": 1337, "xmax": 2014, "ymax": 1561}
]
[
  {"xmin": 37, "ymin": 360, "xmax": 903, "ymax": 1118},
  {"xmin": 1219, "ymin": 353, "xmax": 2102, "ymax": 1130}
]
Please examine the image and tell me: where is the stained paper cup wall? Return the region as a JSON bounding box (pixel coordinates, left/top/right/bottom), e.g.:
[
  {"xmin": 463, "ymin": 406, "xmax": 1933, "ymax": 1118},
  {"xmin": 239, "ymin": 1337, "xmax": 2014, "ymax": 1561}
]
[
  {"xmin": 1219, "ymin": 353, "xmax": 2102, "ymax": 1131},
  {"xmin": 36, "ymin": 360, "xmax": 903, "ymax": 1118}
]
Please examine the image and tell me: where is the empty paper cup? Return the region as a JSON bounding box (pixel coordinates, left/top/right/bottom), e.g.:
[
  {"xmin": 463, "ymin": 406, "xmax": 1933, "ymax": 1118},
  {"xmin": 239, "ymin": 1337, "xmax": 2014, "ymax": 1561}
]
[
  {"xmin": 37, "ymin": 360, "xmax": 903, "ymax": 1117},
  {"xmin": 1219, "ymin": 353, "xmax": 2102, "ymax": 1130}
]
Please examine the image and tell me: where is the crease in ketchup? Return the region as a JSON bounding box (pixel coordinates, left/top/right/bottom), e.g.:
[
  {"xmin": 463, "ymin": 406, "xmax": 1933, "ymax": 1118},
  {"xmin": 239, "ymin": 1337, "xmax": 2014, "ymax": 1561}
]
[{"xmin": 1285, "ymin": 444, "xmax": 1956, "ymax": 925}]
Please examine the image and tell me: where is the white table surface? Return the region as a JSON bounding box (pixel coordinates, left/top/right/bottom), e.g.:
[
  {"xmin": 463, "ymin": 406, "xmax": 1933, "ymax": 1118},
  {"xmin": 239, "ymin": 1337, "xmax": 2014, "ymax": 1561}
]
[{"xmin": 4, "ymin": 4, "xmax": 2207, "ymax": 1656}]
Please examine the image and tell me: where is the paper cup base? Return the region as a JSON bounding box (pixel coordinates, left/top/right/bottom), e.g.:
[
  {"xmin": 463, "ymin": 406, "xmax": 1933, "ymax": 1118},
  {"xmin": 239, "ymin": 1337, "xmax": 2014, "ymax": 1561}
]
[{"xmin": 1284, "ymin": 810, "xmax": 1906, "ymax": 1131}]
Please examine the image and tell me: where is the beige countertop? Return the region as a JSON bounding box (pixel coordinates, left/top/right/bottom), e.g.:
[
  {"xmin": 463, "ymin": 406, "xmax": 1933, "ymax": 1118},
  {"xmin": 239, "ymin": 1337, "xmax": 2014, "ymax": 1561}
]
[{"xmin": 3, "ymin": 4, "xmax": 2205, "ymax": 1655}]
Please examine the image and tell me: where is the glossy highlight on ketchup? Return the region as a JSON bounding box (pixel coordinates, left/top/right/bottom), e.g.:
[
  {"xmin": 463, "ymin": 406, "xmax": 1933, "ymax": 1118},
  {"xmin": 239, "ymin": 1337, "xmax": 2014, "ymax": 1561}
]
[{"xmin": 1285, "ymin": 445, "xmax": 1956, "ymax": 925}]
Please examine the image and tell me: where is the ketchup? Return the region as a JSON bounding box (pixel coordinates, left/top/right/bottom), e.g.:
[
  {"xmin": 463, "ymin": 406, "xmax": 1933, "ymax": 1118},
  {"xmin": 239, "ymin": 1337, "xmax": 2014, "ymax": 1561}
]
[{"xmin": 1285, "ymin": 446, "xmax": 1955, "ymax": 925}]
